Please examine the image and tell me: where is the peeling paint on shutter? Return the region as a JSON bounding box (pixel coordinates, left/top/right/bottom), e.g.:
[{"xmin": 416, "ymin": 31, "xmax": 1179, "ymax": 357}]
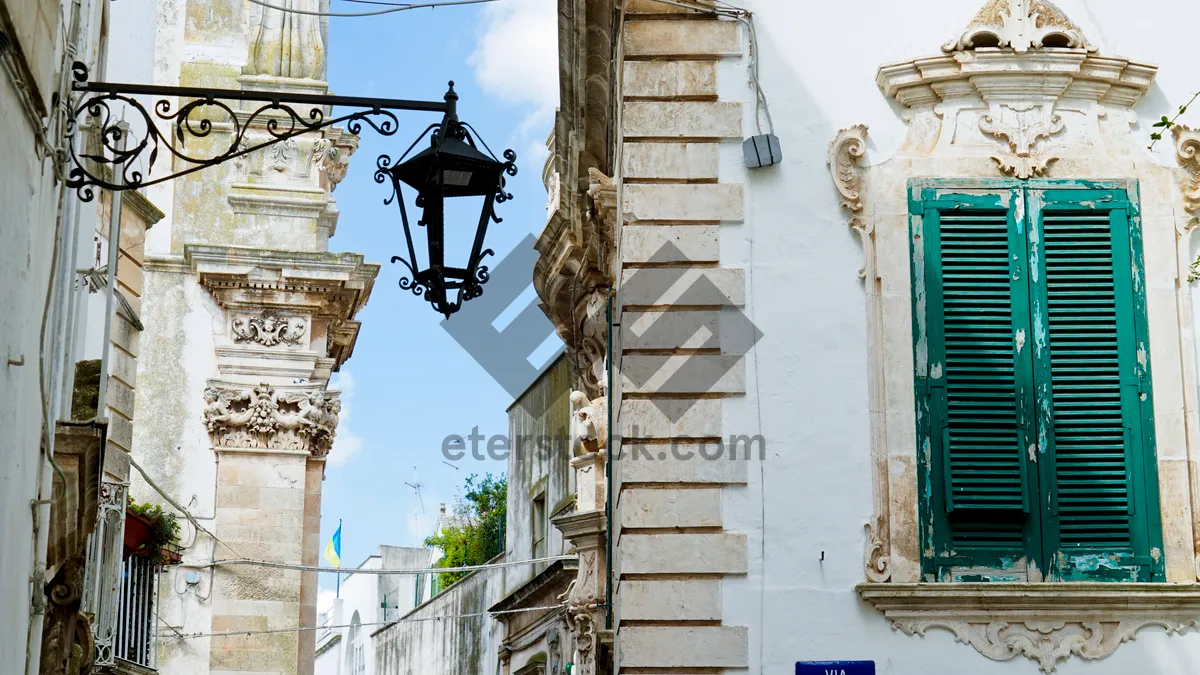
[
  {"xmin": 914, "ymin": 189, "xmax": 1041, "ymax": 581},
  {"xmin": 1034, "ymin": 189, "xmax": 1163, "ymax": 582}
]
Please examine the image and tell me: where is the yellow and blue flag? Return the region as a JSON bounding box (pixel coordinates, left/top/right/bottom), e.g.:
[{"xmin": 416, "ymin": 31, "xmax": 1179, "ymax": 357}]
[{"xmin": 324, "ymin": 522, "xmax": 342, "ymax": 568}]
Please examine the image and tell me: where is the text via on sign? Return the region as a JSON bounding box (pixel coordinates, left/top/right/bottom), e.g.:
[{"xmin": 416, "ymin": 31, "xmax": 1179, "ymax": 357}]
[{"xmin": 795, "ymin": 661, "xmax": 875, "ymax": 675}]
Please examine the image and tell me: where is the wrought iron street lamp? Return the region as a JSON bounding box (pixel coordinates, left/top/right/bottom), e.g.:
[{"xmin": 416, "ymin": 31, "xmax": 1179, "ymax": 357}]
[
  {"xmin": 64, "ymin": 65, "xmax": 517, "ymax": 318},
  {"xmin": 376, "ymin": 82, "xmax": 516, "ymax": 318}
]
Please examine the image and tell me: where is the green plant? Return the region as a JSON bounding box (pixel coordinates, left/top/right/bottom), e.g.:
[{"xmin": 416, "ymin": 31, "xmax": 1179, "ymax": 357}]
[
  {"xmin": 424, "ymin": 473, "xmax": 507, "ymax": 589},
  {"xmin": 1149, "ymin": 91, "xmax": 1200, "ymax": 149},
  {"xmin": 127, "ymin": 496, "xmax": 181, "ymax": 562}
]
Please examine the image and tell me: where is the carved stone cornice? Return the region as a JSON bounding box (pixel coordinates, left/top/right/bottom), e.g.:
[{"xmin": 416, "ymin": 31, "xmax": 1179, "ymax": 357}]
[
  {"xmin": 942, "ymin": 0, "xmax": 1094, "ymax": 54},
  {"xmin": 203, "ymin": 381, "xmax": 340, "ymax": 458},
  {"xmin": 1175, "ymin": 125, "xmax": 1200, "ymax": 233},
  {"xmin": 827, "ymin": 125, "xmax": 873, "ymax": 280},
  {"xmin": 185, "ymin": 243, "xmax": 378, "ymax": 370},
  {"xmin": 858, "ymin": 583, "xmax": 1200, "ymax": 673},
  {"xmin": 534, "ymin": 0, "xmax": 617, "ymax": 398},
  {"xmin": 877, "ymin": 51, "xmax": 1156, "ymax": 112}
]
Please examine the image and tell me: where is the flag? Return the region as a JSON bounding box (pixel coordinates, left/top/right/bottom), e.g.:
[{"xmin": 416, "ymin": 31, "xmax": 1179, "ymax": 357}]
[{"xmin": 324, "ymin": 523, "xmax": 342, "ymax": 568}]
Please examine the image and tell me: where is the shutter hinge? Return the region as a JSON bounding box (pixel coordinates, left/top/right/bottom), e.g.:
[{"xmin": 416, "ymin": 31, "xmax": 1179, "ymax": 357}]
[
  {"xmin": 1121, "ymin": 375, "xmax": 1148, "ymax": 395},
  {"xmin": 918, "ymin": 375, "xmax": 946, "ymax": 397}
]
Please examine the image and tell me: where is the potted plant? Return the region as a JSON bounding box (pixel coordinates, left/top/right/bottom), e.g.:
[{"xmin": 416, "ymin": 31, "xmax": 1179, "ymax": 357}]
[{"xmin": 124, "ymin": 497, "xmax": 183, "ymax": 565}]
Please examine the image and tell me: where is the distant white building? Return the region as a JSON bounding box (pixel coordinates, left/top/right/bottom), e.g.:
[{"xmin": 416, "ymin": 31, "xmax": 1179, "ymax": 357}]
[{"xmin": 315, "ymin": 546, "xmax": 440, "ymax": 675}]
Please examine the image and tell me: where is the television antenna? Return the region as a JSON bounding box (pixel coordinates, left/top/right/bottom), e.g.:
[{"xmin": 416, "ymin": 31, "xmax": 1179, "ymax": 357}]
[{"xmin": 404, "ymin": 467, "xmax": 425, "ymax": 536}]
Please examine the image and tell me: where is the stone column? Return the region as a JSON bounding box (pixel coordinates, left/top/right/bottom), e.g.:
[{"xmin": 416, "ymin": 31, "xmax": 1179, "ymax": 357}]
[
  {"xmin": 552, "ymin": 391, "xmax": 609, "ymax": 675},
  {"xmin": 615, "ymin": 3, "xmax": 750, "ymax": 672}
]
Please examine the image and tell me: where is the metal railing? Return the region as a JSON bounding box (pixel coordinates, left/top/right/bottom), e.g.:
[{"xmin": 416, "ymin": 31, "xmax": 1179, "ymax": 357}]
[
  {"xmin": 113, "ymin": 554, "xmax": 159, "ymax": 668},
  {"xmin": 317, "ymin": 608, "xmax": 334, "ymax": 643},
  {"xmin": 84, "ymin": 482, "xmax": 127, "ymax": 667}
]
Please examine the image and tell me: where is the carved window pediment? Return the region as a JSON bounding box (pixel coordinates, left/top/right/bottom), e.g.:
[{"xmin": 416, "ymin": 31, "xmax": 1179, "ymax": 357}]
[{"xmin": 829, "ymin": 2, "xmax": 1200, "ymax": 672}]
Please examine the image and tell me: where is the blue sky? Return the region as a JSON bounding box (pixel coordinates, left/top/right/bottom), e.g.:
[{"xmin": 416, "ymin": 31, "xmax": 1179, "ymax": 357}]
[{"xmin": 318, "ymin": 0, "xmax": 557, "ymax": 602}]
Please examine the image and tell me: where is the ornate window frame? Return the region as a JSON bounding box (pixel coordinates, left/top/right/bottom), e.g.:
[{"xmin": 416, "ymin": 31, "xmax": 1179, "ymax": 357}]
[{"xmin": 827, "ymin": 1, "xmax": 1200, "ymax": 671}]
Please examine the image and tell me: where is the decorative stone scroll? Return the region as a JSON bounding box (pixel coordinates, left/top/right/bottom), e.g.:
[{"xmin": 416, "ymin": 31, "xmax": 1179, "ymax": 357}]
[
  {"xmin": 203, "ymin": 383, "xmax": 340, "ymax": 457},
  {"xmin": 232, "ymin": 310, "xmax": 306, "ymax": 347},
  {"xmin": 859, "ymin": 584, "xmax": 1200, "ymax": 673},
  {"xmin": 942, "ymin": 0, "xmax": 1094, "ymax": 54},
  {"xmin": 1176, "ymin": 126, "xmax": 1200, "ymax": 233},
  {"xmin": 827, "ymin": 125, "xmax": 872, "ymax": 280}
]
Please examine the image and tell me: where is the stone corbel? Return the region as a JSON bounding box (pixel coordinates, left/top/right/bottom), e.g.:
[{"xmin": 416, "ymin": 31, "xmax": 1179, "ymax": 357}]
[
  {"xmin": 827, "ymin": 125, "xmax": 873, "ymax": 280},
  {"xmin": 554, "ymin": 511, "xmax": 607, "ymax": 675},
  {"xmin": 587, "ymin": 168, "xmax": 618, "ymax": 242},
  {"xmin": 859, "ymin": 583, "xmax": 1200, "ymax": 673},
  {"xmin": 570, "ymin": 390, "xmax": 608, "ymax": 512}
]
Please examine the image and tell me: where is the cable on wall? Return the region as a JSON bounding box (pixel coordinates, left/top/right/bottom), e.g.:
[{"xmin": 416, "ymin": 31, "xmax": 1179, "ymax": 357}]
[
  {"xmin": 245, "ymin": 0, "xmax": 496, "ymax": 19},
  {"xmin": 199, "ymin": 554, "xmax": 575, "ymax": 575},
  {"xmin": 157, "ymin": 603, "xmax": 567, "ymax": 640}
]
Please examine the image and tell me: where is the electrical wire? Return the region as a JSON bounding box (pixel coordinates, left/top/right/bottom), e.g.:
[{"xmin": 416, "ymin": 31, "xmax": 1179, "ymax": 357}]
[
  {"xmin": 637, "ymin": 0, "xmax": 775, "ymax": 136},
  {"xmin": 245, "ymin": 0, "xmax": 495, "ymax": 18},
  {"xmin": 200, "ymin": 554, "xmax": 575, "ymax": 575},
  {"xmin": 157, "ymin": 603, "xmax": 566, "ymax": 640}
]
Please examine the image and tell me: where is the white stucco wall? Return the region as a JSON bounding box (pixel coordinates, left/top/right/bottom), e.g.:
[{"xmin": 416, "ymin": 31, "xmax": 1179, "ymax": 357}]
[{"xmin": 705, "ymin": 1, "xmax": 1200, "ymax": 673}]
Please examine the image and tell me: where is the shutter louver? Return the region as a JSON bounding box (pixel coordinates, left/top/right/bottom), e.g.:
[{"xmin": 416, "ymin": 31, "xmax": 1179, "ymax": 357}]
[
  {"xmin": 1035, "ymin": 192, "xmax": 1159, "ymax": 581},
  {"xmin": 939, "ymin": 210, "xmax": 1025, "ymax": 514},
  {"xmin": 919, "ymin": 192, "xmax": 1039, "ymax": 578},
  {"xmin": 913, "ymin": 183, "xmax": 1163, "ymax": 583}
]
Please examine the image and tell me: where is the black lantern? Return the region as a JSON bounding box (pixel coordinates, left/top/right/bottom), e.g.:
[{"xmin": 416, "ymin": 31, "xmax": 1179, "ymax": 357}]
[{"xmin": 377, "ymin": 81, "xmax": 517, "ymax": 319}]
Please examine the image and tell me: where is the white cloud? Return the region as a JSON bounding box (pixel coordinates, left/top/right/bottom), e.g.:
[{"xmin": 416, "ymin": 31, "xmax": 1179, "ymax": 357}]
[
  {"xmin": 470, "ymin": 0, "xmax": 558, "ymax": 121},
  {"xmin": 327, "ymin": 371, "xmax": 363, "ymax": 467}
]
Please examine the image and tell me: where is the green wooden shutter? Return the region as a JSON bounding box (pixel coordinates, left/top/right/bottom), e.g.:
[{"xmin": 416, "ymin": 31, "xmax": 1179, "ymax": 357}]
[
  {"xmin": 1030, "ymin": 188, "xmax": 1163, "ymax": 581},
  {"xmin": 914, "ymin": 189, "xmax": 1042, "ymax": 581}
]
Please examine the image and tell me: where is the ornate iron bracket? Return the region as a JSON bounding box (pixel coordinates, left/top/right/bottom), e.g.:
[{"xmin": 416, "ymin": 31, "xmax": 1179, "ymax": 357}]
[{"xmin": 65, "ymin": 62, "xmax": 451, "ymax": 202}]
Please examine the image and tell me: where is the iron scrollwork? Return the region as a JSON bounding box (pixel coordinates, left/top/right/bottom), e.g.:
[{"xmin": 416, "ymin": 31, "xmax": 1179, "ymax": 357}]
[{"xmin": 64, "ymin": 62, "xmax": 447, "ymax": 202}]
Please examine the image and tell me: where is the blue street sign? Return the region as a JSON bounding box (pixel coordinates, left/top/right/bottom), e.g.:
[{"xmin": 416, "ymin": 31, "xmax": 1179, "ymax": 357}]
[{"xmin": 796, "ymin": 662, "xmax": 875, "ymax": 675}]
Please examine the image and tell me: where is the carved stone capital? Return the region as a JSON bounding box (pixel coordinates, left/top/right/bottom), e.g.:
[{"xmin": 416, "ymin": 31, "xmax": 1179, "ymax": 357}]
[
  {"xmin": 828, "ymin": 125, "xmax": 874, "ymax": 279},
  {"xmin": 859, "ymin": 583, "xmax": 1200, "ymax": 673},
  {"xmin": 1175, "ymin": 125, "xmax": 1200, "ymax": 234},
  {"xmin": 203, "ymin": 382, "xmax": 341, "ymax": 458}
]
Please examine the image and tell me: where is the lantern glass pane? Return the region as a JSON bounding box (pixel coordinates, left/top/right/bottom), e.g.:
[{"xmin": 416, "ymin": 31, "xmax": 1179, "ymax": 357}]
[{"xmin": 442, "ymin": 170, "xmax": 474, "ymax": 187}]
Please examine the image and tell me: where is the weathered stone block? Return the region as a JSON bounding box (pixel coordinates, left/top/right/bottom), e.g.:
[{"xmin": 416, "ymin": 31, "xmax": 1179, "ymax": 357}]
[
  {"xmin": 619, "ymin": 268, "xmax": 745, "ymax": 306},
  {"xmin": 624, "ymin": 61, "xmax": 717, "ymax": 99},
  {"xmin": 618, "ymin": 579, "xmax": 721, "ymax": 621},
  {"xmin": 617, "ymin": 448, "xmax": 748, "ymax": 483},
  {"xmin": 624, "ymin": 142, "xmax": 719, "ymax": 181},
  {"xmin": 620, "ymin": 625, "xmax": 748, "ymax": 668},
  {"xmin": 620, "ymin": 488, "xmax": 722, "ymax": 528},
  {"xmin": 620, "ymin": 398, "xmax": 722, "ymax": 438},
  {"xmin": 624, "ymin": 184, "xmax": 743, "ymax": 222},
  {"xmin": 620, "ymin": 354, "xmax": 745, "ymax": 394},
  {"xmin": 623, "ymin": 101, "xmax": 742, "ymax": 139},
  {"xmin": 624, "ymin": 20, "xmax": 739, "ymax": 58},
  {"xmin": 623, "ymin": 226, "xmax": 718, "ymax": 264}
]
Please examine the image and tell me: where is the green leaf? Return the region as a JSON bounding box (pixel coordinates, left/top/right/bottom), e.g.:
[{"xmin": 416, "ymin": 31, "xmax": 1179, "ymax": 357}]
[{"xmin": 1150, "ymin": 133, "xmax": 1162, "ymax": 141}]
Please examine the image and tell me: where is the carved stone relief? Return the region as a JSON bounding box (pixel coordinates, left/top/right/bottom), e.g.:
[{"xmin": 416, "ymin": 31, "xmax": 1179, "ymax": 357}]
[
  {"xmin": 232, "ymin": 309, "xmax": 307, "ymax": 347},
  {"xmin": 942, "ymin": 0, "xmax": 1094, "ymax": 54},
  {"xmin": 861, "ymin": 584, "xmax": 1200, "ymax": 673},
  {"xmin": 1176, "ymin": 126, "xmax": 1200, "ymax": 233},
  {"xmin": 978, "ymin": 103, "xmax": 1065, "ymax": 179},
  {"xmin": 203, "ymin": 383, "xmax": 340, "ymax": 457},
  {"xmin": 827, "ymin": 125, "xmax": 872, "ymax": 280}
]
